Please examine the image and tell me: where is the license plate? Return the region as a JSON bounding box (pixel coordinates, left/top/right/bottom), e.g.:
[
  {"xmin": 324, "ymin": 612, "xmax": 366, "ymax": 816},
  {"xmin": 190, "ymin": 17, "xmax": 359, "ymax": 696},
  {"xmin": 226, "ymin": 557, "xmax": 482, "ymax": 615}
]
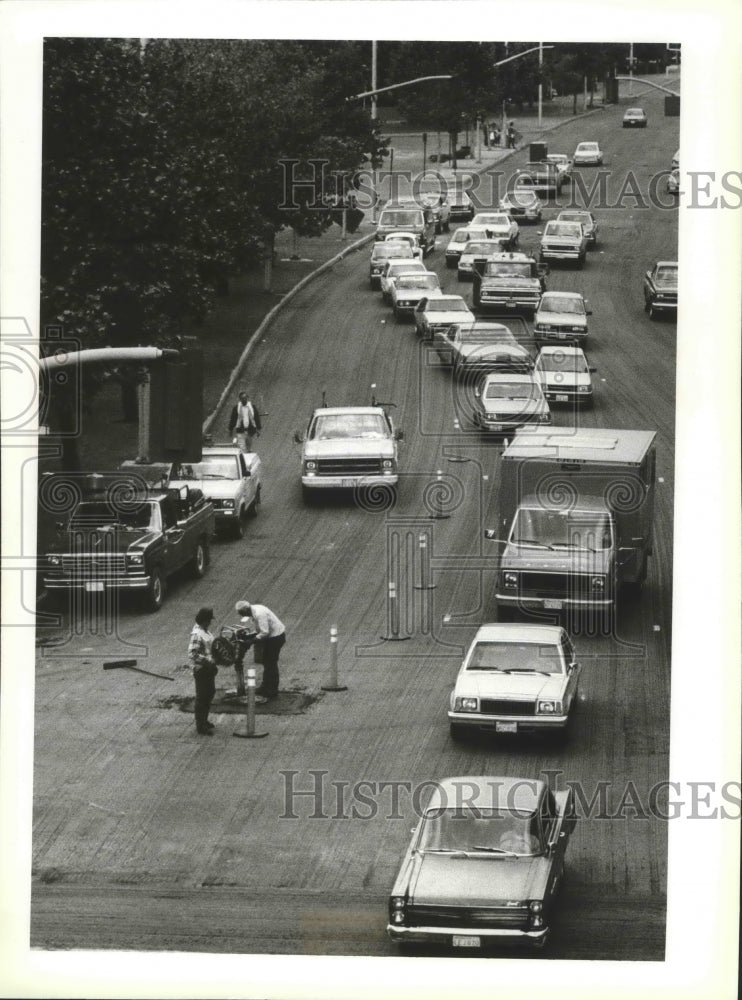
[
  {"xmin": 496, "ymin": 721, "xmax": 518, "ymax": 734},
  {"xmin": 487, "ymin": 424, "xmax": 502, "ymax": 431},
  {"xmin": 553, "ymin": 252, "xmax": 569, "ymax": 259},
  {"xmin": 554, "ymin": 331, "xmax": 567, "ymax": 339},
  {"xmin": 85, "ymin": 581, "xmax": 104, "ymax": 592},
  {"xmin": 505, "ymin": 301, "xmax": 516, "ymax": 308},
  {"xmin": 341, "ymin": 478, "xmax": 357, "ymax": 488},
  {"xmin": 556, "ymin": 394, "xmax": 569, "ymax": 402},
  {"xmin": 453, "ymin": 935, "xmax": 481, "ymax": 948},
  {"xmin": 544, "ymin": 599, "xmax": 563, "ymax": 610}
]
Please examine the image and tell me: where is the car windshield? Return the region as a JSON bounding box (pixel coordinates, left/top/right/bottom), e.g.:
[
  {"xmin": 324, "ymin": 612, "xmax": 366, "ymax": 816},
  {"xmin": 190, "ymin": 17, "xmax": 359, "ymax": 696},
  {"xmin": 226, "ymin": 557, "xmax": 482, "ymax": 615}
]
[
  {"xmin": 484, "ymin": 381, "xmax": 536, "ymax": 400},
  {"xmin": 546, "ymin": 155, "xmax": 568, "ymax": 164},
  {"xmin": 463, "ymin": 241, "xmax": 502, "ymax": 254},
  {"xmin": 456, "ymin": 326, "xmax": 514, "ymax": 343},
  {"xmin": 174, "ymin": 455, "xmax": 240, "ymax": 480},
  {"xmin": 428, "ymin": 298, "xmax": 468, "ymax": 312},
  {"xmin": 474, "ymin": 215, "xmax": 509, "ymax": 226},
  {"xmin": 577, "ymin": 143, "xmax": 598, "ymax": 151},
  {"xmin": 655, "ymin": 265, "xmax": 678, "ymax": 285},
  {"xmin": 70, "ymin": 500, "xmax": 159, "ymax": 531},
  {"xmin": 545, "ymin": 223, "xmax": 582, "ymax": 238},
  {"xmin": 467, "ymin": 640, "xmax": 564, "ymax": 674},
  {"xmin": 538, "ymin": 354, "xmax": 589, "ymax": 374},
  {"xmin": 310, "ymin": 413, "xmax": 388, "ymax": 440},
  {"xmin": 387, "ymin": 262, "xmax": 425, "ymax": 276},
  {"xmin": 397, "ymin": 274, "xmax": 438, "ymax": 290},
  {"xmin": 379, "ymin": 210, "xmax": 422, "ymax": 227},
  {"xmin": 539, "ymin": 296, "xmax": 585, "ymax": 315},
  {"xmin": 417, "ymin": 807, "xmax": 541, "ymax": 856},
  {"xmin": 486, "ymin": 262, "xmax": 532, "ymax": 278},
  {"xmin": 559, "ymin": 213, "xmax": 591, "ymax": 226},
  {"xmin": 373, "ymin": 244, "xmax": 413, "ymax": 260},
  {"xmin": 510, "ymin": 507, "xmax": 612, "ymax": 550}
]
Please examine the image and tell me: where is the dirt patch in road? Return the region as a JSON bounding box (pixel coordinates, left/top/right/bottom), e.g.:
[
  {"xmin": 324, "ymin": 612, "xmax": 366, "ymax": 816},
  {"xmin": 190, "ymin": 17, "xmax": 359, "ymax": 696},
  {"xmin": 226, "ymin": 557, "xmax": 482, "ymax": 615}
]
[{"xmin": 157, "ymin": 688, "xmax": 322, "ymax": 716}]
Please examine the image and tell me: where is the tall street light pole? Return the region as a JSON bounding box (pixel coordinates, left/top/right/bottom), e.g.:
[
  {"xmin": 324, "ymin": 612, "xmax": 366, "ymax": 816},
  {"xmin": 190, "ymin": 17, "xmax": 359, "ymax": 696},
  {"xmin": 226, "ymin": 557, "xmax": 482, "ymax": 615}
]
[
  {"xmin": 538, "ymin": 42, "xmax": 544, "ymax": 128},
  {"xmin": 371, "ymin": 40, "xmax": 378, "ymax": 121}
]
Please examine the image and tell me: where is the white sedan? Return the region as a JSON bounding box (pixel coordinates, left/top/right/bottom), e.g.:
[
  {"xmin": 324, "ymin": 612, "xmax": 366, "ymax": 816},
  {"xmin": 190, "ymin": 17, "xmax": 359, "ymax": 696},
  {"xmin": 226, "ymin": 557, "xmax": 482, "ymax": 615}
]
[
  {"xmin": 414, "ymin": 294, "xmax": 473, "ymax": 339},
  {"xmin": 573, "ymin": 141, "xmax": 604, "ymax": 165},
  {"xmin": 379, "ymin": 259, "xmax": 427, "ymax": 301},
  {"xmin": 534, "ymin": 345, "xmax": 596, "ymax": 406},
  {"xmin": 534, "ymin": 290, "xmax": 591, "ymax": 344},
  {"xmin": 448, "ymin": 623, "xmax": 581, "ymax": 738},
  {"xmin": 470, "ymin": 212, "xmax": 519, "ymax": 247}
]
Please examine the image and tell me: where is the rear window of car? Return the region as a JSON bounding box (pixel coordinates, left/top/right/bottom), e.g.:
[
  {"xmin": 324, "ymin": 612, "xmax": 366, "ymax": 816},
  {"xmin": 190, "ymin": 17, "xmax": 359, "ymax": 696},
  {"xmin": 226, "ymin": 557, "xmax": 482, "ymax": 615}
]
[{"xmin": 379, "ymin": 209, "xmax": 424, "ymax": 228}]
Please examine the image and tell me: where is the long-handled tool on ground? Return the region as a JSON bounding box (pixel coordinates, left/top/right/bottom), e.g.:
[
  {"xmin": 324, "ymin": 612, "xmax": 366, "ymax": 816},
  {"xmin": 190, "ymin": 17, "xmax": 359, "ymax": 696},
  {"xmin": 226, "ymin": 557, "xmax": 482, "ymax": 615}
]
[{"xmin": 103, "ymin": 659, "xmax": 174, "ymax": 681}]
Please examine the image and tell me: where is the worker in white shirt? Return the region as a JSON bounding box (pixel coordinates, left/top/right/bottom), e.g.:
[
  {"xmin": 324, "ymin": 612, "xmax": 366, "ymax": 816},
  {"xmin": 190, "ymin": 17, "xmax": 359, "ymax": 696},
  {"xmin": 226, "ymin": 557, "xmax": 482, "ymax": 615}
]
[{"xmin": 235, "ymin": 600, "xmax": 286, "ymax": 700}]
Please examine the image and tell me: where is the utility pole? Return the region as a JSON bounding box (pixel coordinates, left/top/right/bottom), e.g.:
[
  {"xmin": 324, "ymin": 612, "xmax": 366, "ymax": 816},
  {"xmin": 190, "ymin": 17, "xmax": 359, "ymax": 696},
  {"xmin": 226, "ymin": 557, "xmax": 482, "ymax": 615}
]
[
  {"xmin": 538, "ymin": 41, "xmax": 543, "ymax": 127},
  {"xmin": 371, "ymin": 40, "xmax": 378, "ymax": 121},
  {"xmin": 629, "ymin": 42, "xmax": 634, "ymax": 97}
]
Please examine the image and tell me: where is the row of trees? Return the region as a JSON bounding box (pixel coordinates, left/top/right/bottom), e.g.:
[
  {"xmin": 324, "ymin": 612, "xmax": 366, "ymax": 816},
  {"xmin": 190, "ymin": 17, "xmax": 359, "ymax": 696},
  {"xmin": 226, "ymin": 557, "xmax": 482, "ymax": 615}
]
[{"xmin": 41, "ymin": 38, "xmax": 385, "ymax": 354}]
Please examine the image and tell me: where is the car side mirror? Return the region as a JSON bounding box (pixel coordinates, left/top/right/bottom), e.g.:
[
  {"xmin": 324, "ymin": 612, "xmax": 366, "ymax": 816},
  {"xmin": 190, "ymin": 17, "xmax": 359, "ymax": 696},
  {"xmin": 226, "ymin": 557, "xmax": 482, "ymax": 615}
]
[{"xmin": 293, "ymin": 430, "xmax": 304, "ymax": 444}]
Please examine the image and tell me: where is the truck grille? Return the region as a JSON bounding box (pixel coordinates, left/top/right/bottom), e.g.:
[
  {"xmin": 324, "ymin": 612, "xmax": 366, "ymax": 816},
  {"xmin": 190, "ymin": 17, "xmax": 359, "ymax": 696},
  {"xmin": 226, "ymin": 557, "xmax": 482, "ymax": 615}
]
[
  {"xmin": 316, "ymin": 458, "xmax": 383, "ymax": 476},
  {"xmin": 60, "ymin": 554, "xmax": 127, "ymax": 576},
  {"xmin": 407, "ymin": 903, "xmax": 528, "ymax": 929},
  {"xmin": 479, "ymin": 699, "xmax": 536, "ymax": 715},
  {"xmin": 520, "ymin": 571, "xmax": 600, "ymax": 596}
]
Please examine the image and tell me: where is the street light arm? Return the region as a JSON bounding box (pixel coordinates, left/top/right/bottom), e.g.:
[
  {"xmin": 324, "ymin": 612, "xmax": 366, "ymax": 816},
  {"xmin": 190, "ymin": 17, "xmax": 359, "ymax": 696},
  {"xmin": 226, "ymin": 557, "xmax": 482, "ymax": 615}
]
[
  {"xmin": 348, "ymin": 75, "xmax": 453, "ymax": 101},
  {"xmin": 38, "ymin": 347, "xmax": 180, "ymax": 371},
  {"xmin": 493, "ymin": 45, "xmax": 553, "ymax": 69},
  {"xmin": 614, "ymin": 75, "xmax": 680, "ymax": 96}
]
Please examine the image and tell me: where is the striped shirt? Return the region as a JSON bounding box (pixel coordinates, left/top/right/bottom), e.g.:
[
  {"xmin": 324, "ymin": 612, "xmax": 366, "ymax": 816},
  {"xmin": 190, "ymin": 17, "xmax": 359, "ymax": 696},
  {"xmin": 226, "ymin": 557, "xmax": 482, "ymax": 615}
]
[{"xmin": 188, "ymin": 624, "xmax": 214, "ymax": 671}]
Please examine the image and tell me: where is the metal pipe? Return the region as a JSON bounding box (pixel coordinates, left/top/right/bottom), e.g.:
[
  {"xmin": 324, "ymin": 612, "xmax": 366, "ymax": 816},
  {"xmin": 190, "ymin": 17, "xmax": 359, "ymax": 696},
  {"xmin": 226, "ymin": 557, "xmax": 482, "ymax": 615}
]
[{"xmin": 38, "ymin": 346, "xmax": 179, "ymax": 371}]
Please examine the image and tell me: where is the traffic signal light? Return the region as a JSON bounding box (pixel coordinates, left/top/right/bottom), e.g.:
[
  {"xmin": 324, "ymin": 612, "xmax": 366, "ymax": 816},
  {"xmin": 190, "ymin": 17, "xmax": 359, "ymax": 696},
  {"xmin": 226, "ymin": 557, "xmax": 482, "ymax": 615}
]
[{"xmin": 145, "ymin": 343, "xmax": 203, "ymax": 462}]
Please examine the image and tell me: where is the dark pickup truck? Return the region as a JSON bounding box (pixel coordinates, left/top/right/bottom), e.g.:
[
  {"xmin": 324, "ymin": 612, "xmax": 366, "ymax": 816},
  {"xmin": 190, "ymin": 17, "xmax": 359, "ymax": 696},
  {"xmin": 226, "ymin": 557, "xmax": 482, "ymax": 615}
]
[{"xmin": 42, "ymin": 475, "xmax": 215, "ymax": 611}]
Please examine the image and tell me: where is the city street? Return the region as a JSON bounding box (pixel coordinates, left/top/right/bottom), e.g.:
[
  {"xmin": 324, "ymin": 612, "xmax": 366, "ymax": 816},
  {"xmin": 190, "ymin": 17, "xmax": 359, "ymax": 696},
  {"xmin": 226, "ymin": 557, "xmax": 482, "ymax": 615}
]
[{"xmin": 31, "ymin": 87, "xmax": 678, "ymax": 959}]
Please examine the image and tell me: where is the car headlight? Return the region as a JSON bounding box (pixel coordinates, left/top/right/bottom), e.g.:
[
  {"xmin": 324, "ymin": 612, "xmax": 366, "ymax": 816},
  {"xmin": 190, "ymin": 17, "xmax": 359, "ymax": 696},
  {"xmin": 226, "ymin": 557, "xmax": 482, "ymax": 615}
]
[
  {"xmin": 529, "ymin": 900, "xmax": 544, "ymax": 929},
  {"xmin": 537, "ymin": 700, "xmax": 563, "ymax": 714},
  {"xmin": 578, "ymin": 385, "xmax": 590, "ymax": 393},
  {"xmin": 389, "ymin": 895, "xmax": 407, "ymax": 924},
  {"xmin": 571, "ymin": 326, "xmax": 584, "ymax": 333},
  {"xmin": 454, "ymin": 696, "xmax": 479, "ymax": 712},
  {"xmin": 126, "ymin": 552, "xmax": 144, "ymax": 566},
  {"xmin": 539, "ymin": 411, "xmax": 551, "ymax": 422},
  {"xmin": 591, "ymin": 575, "xmax": 605, "ymax": 592},
  {"xmin": 221, "ymin": 499, "xmax": 235, "ymax": 508},
  {"xmin": 304, "ymin": 461, "xmax": 317, "ymax": 476},
  {"xmin": 48, "ymin": 554, "xmax": 61, "ymax": 566},
  {"xmin": 382, "ymin": 459, "xmax": 395, "ymax": 471},
  {"xmin": 503, "ymin": 571, "xmax": 518, "ymax": 589}
]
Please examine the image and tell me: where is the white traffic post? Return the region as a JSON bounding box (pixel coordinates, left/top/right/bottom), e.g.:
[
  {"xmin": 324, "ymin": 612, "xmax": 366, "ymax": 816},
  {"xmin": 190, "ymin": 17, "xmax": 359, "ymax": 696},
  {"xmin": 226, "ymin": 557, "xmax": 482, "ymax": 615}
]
[
  {"xmin": 233, "ymin": 666, "xmax": 269, "ymax": 739},
  {"xmin": 381, "ymin": 580, "xmax": 410, "ymax": 641},
  {"xmin": 414, "ymin": 532, "xmax": 436, "ymax": 590},
  {"xmin": 322, "ymin": 625, "xmax": 348, "ymax": 691}
]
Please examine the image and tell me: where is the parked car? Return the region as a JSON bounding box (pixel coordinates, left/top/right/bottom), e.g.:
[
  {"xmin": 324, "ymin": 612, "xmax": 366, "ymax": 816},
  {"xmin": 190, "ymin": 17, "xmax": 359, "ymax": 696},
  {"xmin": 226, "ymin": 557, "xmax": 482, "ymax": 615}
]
[
  {"xmin": 470, "ymin": 212, "xmax": 519, "ymax": 247},
  {"xmin": 457, "ymin": 239, "xmax": 509, "ymax": 280},
  {"xmin": 643, "ymin": 261, "xmax": 678, "ymax": 319},
  {"xmin": 544, "ymin": 153, "xmax": 573, "ymax": 183},
  {"xmin": 622, "ymin": 107, "xmax": 648, "ymax": 127},
  {"xmin": 534, "ymin": 290, "xmax": 591, "ymax": 345},
  {"xmin": 471, "ymin": 371, "xmax": 551, "ymax": 431},
  {"xmin": 498, "ymin": 189, "xmax": 542, "ymax": 222},
  {"xmin": 168, "ymin": 445, "xmax": 261, "ymax": 539},
  {"xmin": 383, "ymin": 231, "xmax": 424, "ymax": 257},
  {"xmin": 534, "ymin": 345, "xmax": 596, "ymax": 405},
  {"xmin": 448, "ymin": 624, "xmax": 581, "ymax": 737},
  {"xmin": 436, "ymin": 321, "xmax": 524, "ymax": 374},
  {"xmin": 539, "ymin": 220, "xmax": 589, "ymax": 268},
  {"xmin": 445, "ymin": 225, "xmax": 497, "ymax": 268},
  {"xmin": 390, "ymin": 271, "xmax": 441, "ymax": 320},
  {"xmin": 573, "ymin": 141, "xmax": 603, "ymax": 165},
  {"xmin": 414, "ymin": 294, "xmax": 474, "ymax": 339},
  {"xmin": 294, "ymin": 404, "xmax": 403, "ymax": 502},
  {"xmin": 376, "ymin": 203, "xmax": 436, "ymax": 256},
  {"xmin": 368, "ymin": 240, "xmax": 416, "ymax": 288},
  {"xmin": 556, "ymin": 209, "xmax": 598, "ymax": 246},
  {"xmin": 387, "ymin": 773, "xmax": 577, "ymax": 950},
  {"xmin": 379, "ymin": 258, "xmax": 427, "ymax": 301},
  {"xmin": 446, "ymin": 186, "xmax": 475, "ymax": 221}
]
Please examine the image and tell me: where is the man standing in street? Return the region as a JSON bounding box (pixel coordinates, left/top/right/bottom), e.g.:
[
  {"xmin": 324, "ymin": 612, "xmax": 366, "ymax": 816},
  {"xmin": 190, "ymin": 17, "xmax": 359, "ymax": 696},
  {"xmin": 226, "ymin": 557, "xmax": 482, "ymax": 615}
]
[
  {"xmin": 188, "ymin": 606, "xmax": 218, "ymax": 734},
  {"xmin": 228, "ymin": 389, "xmax": 261, "ymax": 452},
  {"xmin": 235, "ymin": 600, "xmax": 285, "ymax": 701}
]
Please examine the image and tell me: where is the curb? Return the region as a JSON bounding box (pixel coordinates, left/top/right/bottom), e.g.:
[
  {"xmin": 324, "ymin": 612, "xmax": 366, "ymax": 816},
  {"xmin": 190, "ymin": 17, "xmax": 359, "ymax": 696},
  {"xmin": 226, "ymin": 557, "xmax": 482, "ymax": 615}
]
[{"xmin": 203, "ymin": 230, "xmax": 375, "ymax": 433}]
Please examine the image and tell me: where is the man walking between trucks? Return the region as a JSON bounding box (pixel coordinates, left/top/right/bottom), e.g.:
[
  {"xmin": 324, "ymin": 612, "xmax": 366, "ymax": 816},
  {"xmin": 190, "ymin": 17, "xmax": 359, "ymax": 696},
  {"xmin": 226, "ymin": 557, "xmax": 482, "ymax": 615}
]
[
  {"xmin": 235, "ymin": 600, "xmax": 286, "ymax": 701},
  {"xmin": 228, "ymin": 390, "xmax": 261, "ymax": 452}
]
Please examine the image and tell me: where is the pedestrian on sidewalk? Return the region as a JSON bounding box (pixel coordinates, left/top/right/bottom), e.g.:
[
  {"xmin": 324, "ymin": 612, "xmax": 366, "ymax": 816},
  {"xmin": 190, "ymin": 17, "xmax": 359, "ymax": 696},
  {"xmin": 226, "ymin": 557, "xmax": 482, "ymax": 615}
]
[
  {"xmin": 235, "ymin": 600, "xmax": 286, "ymax": 701},
  {"xmin": 228, "ymin": 390, "xmax": 261, "ymax": 452},
  {"xmin": 188, "ymin": 607, "xmax": 218, "ymax": 735},
  {"xmin": 507, "ymin": 122, "xmax": 516, "ymax": 149}
]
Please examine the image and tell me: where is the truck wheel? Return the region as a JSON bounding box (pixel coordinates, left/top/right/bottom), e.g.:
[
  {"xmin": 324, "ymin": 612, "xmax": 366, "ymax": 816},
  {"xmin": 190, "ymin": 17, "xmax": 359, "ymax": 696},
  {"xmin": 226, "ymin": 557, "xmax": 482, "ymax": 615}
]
[
  {"xmin": 647, "ymin": 302, "xmax": 657, "ymax": 320},
  {"xmin": 449, "ymin": 723, "xmax": 468, "ymax": 742},
  {"xmin": 302, "ymin": 484, "xmax": 315, "ymax": 505},
  {"xmin": 248, "ymin": 484, "xmax": 261, "ymax": 518},
  {"xmin": 191, "ymin": 537, "xmax": 208, "ymax": 578},
  {"xmin": 146, "ymin": 568, "xmax": 165, "ymax": 612}
]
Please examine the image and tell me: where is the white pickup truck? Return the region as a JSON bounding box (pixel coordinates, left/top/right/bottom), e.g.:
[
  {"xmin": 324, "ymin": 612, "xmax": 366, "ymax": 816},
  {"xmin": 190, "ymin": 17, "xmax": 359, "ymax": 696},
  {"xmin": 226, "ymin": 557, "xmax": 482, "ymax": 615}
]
[{"xmin": 168, "ymin": 445, "xmax": 262, "ymax": 539}]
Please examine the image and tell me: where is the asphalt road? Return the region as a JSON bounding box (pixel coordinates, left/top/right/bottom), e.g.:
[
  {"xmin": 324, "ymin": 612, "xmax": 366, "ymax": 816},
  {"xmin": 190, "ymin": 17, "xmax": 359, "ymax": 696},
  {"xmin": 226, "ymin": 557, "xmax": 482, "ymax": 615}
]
[{"xmin": 31, "ymin": 87, "xmax": 678, "ymax": 960}]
